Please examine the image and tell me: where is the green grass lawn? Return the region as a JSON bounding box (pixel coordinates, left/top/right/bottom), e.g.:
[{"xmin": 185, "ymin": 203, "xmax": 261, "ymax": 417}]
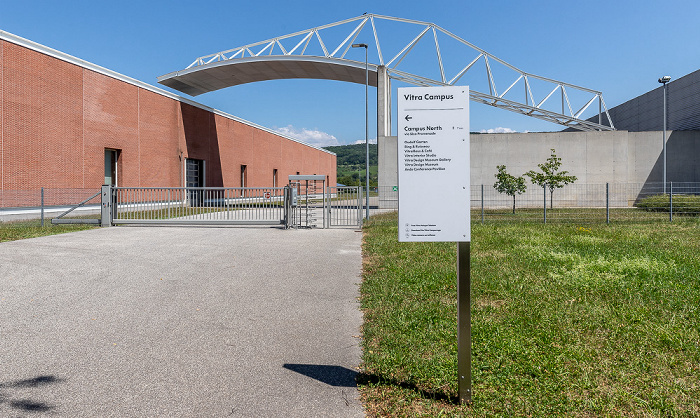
[
  {"xmin": 359, "ymin": 212, "xmax": 700, "ymax": 416},
  {"xmin": 0, "ymin": 220, "xmax": 96, "ymax": 243}
]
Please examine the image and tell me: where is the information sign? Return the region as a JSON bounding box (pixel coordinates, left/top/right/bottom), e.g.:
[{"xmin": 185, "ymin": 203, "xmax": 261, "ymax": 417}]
[{"xmin": 397, "ymin": 86, "xmax": 470, "ymax": 242}]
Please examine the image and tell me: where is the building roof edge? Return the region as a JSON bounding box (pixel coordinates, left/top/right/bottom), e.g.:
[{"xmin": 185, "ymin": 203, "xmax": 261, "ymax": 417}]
[{"xmin": 0, "ymin": 29, "xmax": 335, "ymax": 156}]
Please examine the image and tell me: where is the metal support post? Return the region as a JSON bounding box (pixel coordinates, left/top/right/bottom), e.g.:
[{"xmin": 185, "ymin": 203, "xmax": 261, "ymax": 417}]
[
  {"xmin": 543, "ymin": 185, "xmax": 547, "ymax": 224},
  {"xmin": 669, "ymin": 182, "xmax": 673, "ymax": 222},
  {"xmin": 606, "ymin": 183, "xmax": 610, "ymax": 224},
  {"xmin": 358, "ymin": 186, "xmax": 364, "ymax": 227},
  {"xmin": 364, "ymin": 46, "xmax": 370, "ymax": 221},
  {"xmin": 325, "ymin": 187, "xmax": 330, "ymax": 229},
  {"xmin": 457, "ymin": 241, "xmax": 472, "ymax": 404},
  {"xmin": 111, "ymin": 187, "xmax": 118, "ymax": 221},
  {"xmin": 663, "ymin": 83, "xmax": 668, "ymax": 194},
  {"xmin": 41, "ymin": 187, "xmax": 45, "ymax": 227},
  {"xmin": 100, "ymin": 185, "xmax": 112, "ymax": 227},
  {"xmin": 481, "ymin": 184, "xmax": 484, "ymax": 224}
]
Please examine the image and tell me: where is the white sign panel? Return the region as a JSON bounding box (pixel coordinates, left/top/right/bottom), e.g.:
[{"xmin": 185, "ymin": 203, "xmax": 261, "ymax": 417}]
[{"xmin": 398, "ymin": 86, "xmax": 470, "ymax": 242}]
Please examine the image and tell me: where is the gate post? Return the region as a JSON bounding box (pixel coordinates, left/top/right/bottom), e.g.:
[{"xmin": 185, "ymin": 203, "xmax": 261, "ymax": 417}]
[
  {"xmin": 101, "ymin": 185, "xmax": 112, "ymax": 227},
  {"xmin": 325, "ymin": 186, "xmax": 330, "ymax": 229},
  {"xmin": 283, "ymin": 185, "xmax": 290, "ymax": 229}
]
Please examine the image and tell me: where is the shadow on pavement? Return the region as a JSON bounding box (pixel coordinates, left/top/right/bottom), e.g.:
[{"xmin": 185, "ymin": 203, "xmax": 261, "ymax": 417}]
[
  {"xmin": 0, "ymin": 375, "xmax": 64, "ymax": 413},
  {"xmin": 283, "ymin": 364, "xmax": 358, "ymax": 387}
]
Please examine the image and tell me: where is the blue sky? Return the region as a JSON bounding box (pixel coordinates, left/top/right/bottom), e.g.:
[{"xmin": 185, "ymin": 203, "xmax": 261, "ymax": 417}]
[{"xmin": 2, "ymin": 0, "xmax": 699, "ymax": 146}]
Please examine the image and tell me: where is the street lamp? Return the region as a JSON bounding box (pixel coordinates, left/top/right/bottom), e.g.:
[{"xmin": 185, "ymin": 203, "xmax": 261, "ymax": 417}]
[
  {"xmin": 353, "ymin": 42, "xmax": 370, "ymax": 219},
  {"xmin": 658, "ymin": 75, "xmax": 671, "ymax": 194}
]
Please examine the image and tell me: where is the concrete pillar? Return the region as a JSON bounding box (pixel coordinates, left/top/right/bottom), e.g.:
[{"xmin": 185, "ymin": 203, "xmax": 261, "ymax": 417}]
[
  {"xmin": 377, "ymin": 66, "xmax": 398, "ymax": 209},
  {"xmin": 378, "ymin": 135, "xmax": 398, "ymax": 209},
  {"xmin": 377, "ymin": 66, "xmax": 391, "ymax": 138}
]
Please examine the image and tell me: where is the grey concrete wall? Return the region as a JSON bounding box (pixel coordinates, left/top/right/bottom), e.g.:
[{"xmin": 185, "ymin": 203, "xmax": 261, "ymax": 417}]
[
  {"xmin": 471, "ymin": 130, "xmax": 700, "ymax": 186},
  {"xmin": 378, "ymin": 130, "xmax": 700, "ymax": 208},
  {"xmin": 378, "ymin": 135, "xmax": 398, "ymax": 207}
]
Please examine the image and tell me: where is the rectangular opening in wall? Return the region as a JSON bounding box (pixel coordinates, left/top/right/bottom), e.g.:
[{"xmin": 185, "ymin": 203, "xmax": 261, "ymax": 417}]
[
  {"xmin": 186, "ymin": 158, "xmax": 204, "ymax": 206},
  {"xmin": 104, "ymin": 149, "xmax": 120, "ymax": 186},
  {"xmin": 241, "ymin": 165, "xmax": 248, "ymax": 188},
  {"xmin": 273, "ymin": 169, "xmax": 278, "ymax": 188},
  {"xmin": 186, "ymin": 158, "xmax": 204, "ymax": 187}
]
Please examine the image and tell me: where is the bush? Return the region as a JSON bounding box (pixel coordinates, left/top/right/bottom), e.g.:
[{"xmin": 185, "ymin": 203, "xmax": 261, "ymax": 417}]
[{"xmin": 635, "ymin": 194, "xmax": 700, "ymax": 215}]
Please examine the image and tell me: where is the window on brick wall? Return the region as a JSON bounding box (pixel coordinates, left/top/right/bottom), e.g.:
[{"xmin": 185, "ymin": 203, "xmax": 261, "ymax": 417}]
[
  {"xmin": 104, "ymin": 149, "xmax": 120, "ymax": 186},
  {"xmin": 185, "ymin": 158, "xmax": 205, "ymax": 206},
  {"xmin": 273, "ymin": 169, "xmax": 278, "ymax": 188},
  {"xmin": 240, "ymin": 165, "xmax": 248, "ymax": 188}
]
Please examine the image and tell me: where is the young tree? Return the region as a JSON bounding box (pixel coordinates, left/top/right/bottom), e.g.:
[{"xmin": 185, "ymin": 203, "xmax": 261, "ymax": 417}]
[
  {"xmin": 493, "ymin": 165, "xmax": 527, "ymax": 214},
  {"xmin": 525, "ymin": 148, "xmax": 578, "ymax": 209}
]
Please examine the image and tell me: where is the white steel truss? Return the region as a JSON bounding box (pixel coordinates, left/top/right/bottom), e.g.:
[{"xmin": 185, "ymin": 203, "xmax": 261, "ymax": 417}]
[{"xmin": 181, "ymin": 14, "xmax": 614, "ymax": 131}]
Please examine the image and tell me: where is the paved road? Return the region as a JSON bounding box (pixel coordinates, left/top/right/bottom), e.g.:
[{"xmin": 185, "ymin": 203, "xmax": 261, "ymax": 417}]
[{"xmin": 0, "ymin": 226, "xmax": 365, "ymax": 417}]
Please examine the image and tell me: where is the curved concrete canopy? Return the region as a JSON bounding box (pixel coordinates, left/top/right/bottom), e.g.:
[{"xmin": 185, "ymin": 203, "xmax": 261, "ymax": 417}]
[{"xmin": 158, "ymin": 55, "xmax": 379, "ymax": 97}]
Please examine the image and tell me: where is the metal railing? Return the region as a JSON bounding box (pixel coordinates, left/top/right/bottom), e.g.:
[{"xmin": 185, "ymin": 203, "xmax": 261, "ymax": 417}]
[
  {"xmin": 472, "ymin": 182, "xmax": 700, "ymax": 223},
  {"xmin": 0, "ymin": 188, "xmax": 102, "ymax": 225},
  {"xmin": 2, "ymin": 183, "xmax": 697, "ymax": 227},
  {"xmin": 112, "ymin": 187, "xmax": 287, "ymax": 225}
]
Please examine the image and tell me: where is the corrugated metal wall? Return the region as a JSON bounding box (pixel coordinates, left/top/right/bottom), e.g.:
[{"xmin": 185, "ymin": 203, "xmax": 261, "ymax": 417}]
[{"xmin": 582, "ymin": 69, "xmax": 700, "ymax": 131}]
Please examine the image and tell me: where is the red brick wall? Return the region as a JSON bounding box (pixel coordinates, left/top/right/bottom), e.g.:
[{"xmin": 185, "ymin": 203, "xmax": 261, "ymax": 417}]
[
  {"xmin": 1, "ymin": 39, "xmax": 3, "ymax": 190},
  {"xmin": 138, "ymin": 89, "xmax": 181, "ymax": 186},
  {"xmin": 2, "ymin": 41, "xmax": 83, "ymax": 190},
  {"xmin": 0, "ymin": 38, "xmax": 336, "ymax": 198}
]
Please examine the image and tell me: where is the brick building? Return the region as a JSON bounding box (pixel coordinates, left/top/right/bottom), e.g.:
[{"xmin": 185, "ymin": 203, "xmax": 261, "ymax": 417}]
[{"xmin": 0, "ymin": 30, "xmax": 336, "ymax": 204}]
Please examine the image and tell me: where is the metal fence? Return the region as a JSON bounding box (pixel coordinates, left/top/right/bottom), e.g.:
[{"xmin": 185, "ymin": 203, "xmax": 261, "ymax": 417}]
[
  {"xmin": 2, "ymin": 182, "xmax": 698, "ymax": 227},
  {"xmin": 472, "ymin": 182, "xmax": 700, "ymax": 223},
  {"xmin": 376, "ymin": 182, "xmax": 700, "ymax": 223},
  {"xmin": 0, "ymin": 188, "xmax": 101, "ymax": 225}
]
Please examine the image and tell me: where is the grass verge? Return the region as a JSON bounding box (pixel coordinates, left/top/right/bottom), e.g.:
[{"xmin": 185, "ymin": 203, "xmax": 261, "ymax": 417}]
[
  {"xmin": 359, "ymin": 212, "xmax": 700, "ymax": 416},
  {"xmin": 0, "ymin": 220, "xmax": 96, "ymax": 243}
]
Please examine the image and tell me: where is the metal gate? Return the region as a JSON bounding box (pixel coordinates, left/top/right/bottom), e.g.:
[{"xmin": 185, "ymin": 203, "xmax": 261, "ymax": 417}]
[
  {"xmin": 287, "ymin": 180, "xmax": 325, "ymax": 228},
  {"xmin": 98, "ymin": 185, "xmax": 362, "ymax": 229},
  {"xmin": 111, "ymin": 187, "xmax": 287, "ymax": 226},
  {"xmin": 327, "ymin": 186, "xmax": 363, "ymax": 227}
]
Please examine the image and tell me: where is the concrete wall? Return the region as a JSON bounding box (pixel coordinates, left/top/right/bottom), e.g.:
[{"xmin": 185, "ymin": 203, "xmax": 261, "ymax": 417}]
[
  {"xmin": 0, "ymin": 32, "xmax": 336, "ymax": 206},
  {"xmin": 379, "ymin": 129, "xmax": 700, "ymax": 207},
  {"xmin": 471, "ymin": 130, "xmax": 700, "ymax": 186}
]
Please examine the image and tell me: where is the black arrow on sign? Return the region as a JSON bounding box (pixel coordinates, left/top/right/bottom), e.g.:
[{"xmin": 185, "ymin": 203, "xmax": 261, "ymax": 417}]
[{"xmin": 405, "ymin": 115, "xmax": 412, "ymax": 121}]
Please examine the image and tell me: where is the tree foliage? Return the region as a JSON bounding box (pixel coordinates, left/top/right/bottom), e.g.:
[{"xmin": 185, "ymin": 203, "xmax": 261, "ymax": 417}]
[
  {"xmin": 525, "ymin": 148, "xmax": 577, "ymax": 208},
  {"xmin": 325, "ymin": 143, "xmax": 378, "ymax": 186},
  {"xmin": 493, "ymin": 165, "xmax": 527, "ymax": 214},
  {"xmin": 324, "ymin": 143, "xmax": 377, "ymax": 166}
]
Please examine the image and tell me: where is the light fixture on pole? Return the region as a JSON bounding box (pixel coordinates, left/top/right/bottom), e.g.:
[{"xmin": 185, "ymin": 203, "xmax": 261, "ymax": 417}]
[
  {"xmin": 658, "ymin": 75, "xmax": 671, "ymax": 194},
  {"xmin": 352, "ymin": 42, "xmax": 370, "ymax": 219}
]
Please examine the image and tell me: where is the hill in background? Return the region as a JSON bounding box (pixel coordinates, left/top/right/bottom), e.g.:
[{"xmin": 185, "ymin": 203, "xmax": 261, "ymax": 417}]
[{"xmin": 324, "ymin": 143, "xmax": 378, "ymax": 187}]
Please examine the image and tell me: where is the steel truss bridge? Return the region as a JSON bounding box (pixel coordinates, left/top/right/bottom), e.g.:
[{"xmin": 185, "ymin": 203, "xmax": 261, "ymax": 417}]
[{"xmin": 159, "ymin": 13, "xmax": 614, "ymax": 132}]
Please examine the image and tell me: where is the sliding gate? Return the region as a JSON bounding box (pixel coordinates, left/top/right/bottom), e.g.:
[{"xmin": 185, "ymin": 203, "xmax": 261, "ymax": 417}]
[
  {"xmin": 106, "ymin": 185, "xmax": 362, "ymax": 228},
  {"xmin": 112, "ymin": 187, "xmax": 287, "ymax": 226}
]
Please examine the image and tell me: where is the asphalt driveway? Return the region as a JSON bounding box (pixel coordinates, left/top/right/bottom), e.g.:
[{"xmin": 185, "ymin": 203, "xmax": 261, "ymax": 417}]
[{"xmin": 0, "ymin": 226, "xmax": 365, "ymax": 417}]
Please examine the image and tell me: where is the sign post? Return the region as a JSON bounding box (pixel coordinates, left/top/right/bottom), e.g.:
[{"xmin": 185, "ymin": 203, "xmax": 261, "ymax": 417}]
[{"xmin": 397, "ymin": 86, "xmax": 471, "ymax": 403}]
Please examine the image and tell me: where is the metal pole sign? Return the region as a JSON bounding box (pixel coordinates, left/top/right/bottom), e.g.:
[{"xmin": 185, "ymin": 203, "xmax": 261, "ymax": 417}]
[
  {"xmin": 397, "ymin": 86, "xmax": 472, "ymax": 404},
  {"xmin": 398, "ymin": 86, "xmax": 470, "ymax": 242}
]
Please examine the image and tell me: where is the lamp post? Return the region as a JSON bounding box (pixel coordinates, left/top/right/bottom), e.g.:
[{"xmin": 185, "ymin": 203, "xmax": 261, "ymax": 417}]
[
  {"xmin": 659, "ymin": 75, "xmax": 671, "ymax": 194},
  {"xmin": 352, "ymin": 43, "xmax": 370, "ymax": 220}
]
